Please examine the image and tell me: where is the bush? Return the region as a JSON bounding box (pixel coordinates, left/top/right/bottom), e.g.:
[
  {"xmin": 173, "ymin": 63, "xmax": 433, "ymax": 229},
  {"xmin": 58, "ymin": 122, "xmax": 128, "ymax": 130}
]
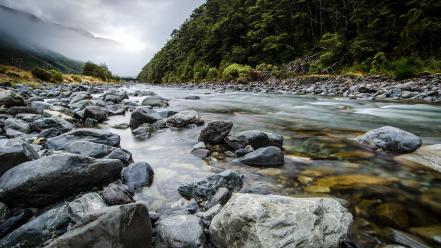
[
  {"xmin": 82, "ymin": 61, "xmax": 116, "ymax": 81},
  {"xmin": 6, "ymin": 72, "xmax": 20, "ymax": 78},
  {"xmin": 392, "ymin": 57, "xmax": 421, "ymax": 79},
  {"xmin": 0, "ymin": 66, "xmax": 6, "ymax": 74},
  {"xmin": 222, "ymin": 64, "xmax": 252, "ymax": 81},
  {"xmin": 32, "ymin": 67, "xmax": 52, "ymax": 81},
  {"xmin": 49, "ymin": 70, "xmax": 63, "ymax": 82},
  {"xmin": 206, "ymin": 68, "xmax": 219, "ymax": 80},
  {"xmin": 72, "ymin": 75, "xmax": 82, "ymax": 82}
]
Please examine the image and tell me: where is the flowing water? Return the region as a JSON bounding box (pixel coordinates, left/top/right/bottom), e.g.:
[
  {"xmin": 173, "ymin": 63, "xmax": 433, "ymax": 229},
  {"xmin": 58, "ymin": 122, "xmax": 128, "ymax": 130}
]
[{"xmin": 103, "ymin": 84, "xmax": 441, "ymax": 247}]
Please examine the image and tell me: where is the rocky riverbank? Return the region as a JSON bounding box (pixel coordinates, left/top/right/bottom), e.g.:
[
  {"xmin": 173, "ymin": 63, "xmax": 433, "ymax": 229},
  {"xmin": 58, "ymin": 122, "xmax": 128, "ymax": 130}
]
[{"xmin": 164, "ymin": 74, "xmax": 441, "ymax": 103}]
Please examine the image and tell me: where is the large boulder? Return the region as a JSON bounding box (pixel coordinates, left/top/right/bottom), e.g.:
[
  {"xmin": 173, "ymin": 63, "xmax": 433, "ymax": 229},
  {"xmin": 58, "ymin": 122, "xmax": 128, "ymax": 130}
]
[
  {"xmin": 46, "ymin": 128, "xmax": 120, "ymax": 150},
  {"xmin": 225, "ymin": 130, "xmax": 283, "ymax": 150},
  {"xmin": 103, "ymin": 91, "xmax": 128, "ymax": 104},
  {"xmin": 209, "ymin": 194, "xmax": 353, "ymax": 248},
  {"xmin": 0, "ymin": 153, "xmax": 123, "ymax": 207},
  {"xmin": 198, "ymin": 120, "xmax": 233, "ymax": 145},
  {"xmin": 83, "ymin": 105, "xmax": 109, "ymax": 121},
  {"xmin": 178, "ymin": 170, "xmax": 243, "ymax": 201},
  {"xmin": 45, "ymin": 203, "xmax": 152, "ymax": 248},
  {"xmin": 0, "ymin": 142, "xmax": 39, "ymax": 176},
  {"xmin": 4, "ymin": 118, "xmax": 31, "ymax": 133},
  {"xmin": 0, "ymin": 204, "xmax": 69, "ymax": 248},
  {"xmin": 0, "ymin": 90, "xmax": 25, "ymax": 108},
  {"xmin": 64, "ymin": 140, "xmax": 118, "ymax": 158},
  {"xmin": 355, "ymin": 126, "xmax": 422, "ymax": 153},
  {"xmin": 166, "ymin": 110, "xmax": 204, "ymax": 128},
  {"xmin": 141, "ymin": 95, "xmax": 169, "ymax": 107},
  {"xmin": 237, "ymin": 146, "xmax": 284, "ymax": 167},
  {"xmin": 69, "ymin": 92, "xmax": 91, "ymax": 105},
  {"xmin": 129, "ymin": 107, "xmax": 162, "ymax": 129},
  {"xmin": 121, "ymin": 162, "xmax": 154, "ymax": 191},
  {"xmin": 155, "ymin": 214, "xmax": 206, "ymax": 248}
]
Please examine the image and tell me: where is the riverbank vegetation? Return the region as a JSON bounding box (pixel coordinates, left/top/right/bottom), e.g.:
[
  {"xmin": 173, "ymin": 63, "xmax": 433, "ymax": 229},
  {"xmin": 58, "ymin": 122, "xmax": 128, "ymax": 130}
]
[{"xmin": 138, "ymin": 0, "xmax": 441, "ymax": 83}]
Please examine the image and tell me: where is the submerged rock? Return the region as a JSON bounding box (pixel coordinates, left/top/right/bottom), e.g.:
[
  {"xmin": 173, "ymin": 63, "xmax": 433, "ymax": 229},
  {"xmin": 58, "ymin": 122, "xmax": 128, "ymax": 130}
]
[
  {"xmin": 121, "ymin": 162, "xmax": 154, "ymax": 191},
  {"xmin": 355, "ymin": 126, "xmax": 422, "ymax": 153},
  {"xmin": 166, "ymin": 110, "xmax": 204, "ymax": 128},
  {"xmin": 46, "ymin": 128, "xmax": 120, "ymax": 150},
  {"xmin": 209, "ymin": 193, "xmax": 353, "ymax": 248},
  {"xmin": 394, "ymin": 144, "xmax": 441, "ymax": 173},
  {"xmin": 155, "ymin": 214, "xmax": 206, "ymax": 248},
  {"xmin": 0, "ymin": 154, "xmax": 123, "ymax": 207},
  {"xmin": 198, "ymin": 120, "xmax": 233, "ymax": 145},
  {"xmin": 237, "ymin": 146, "xmax": 284, "ymax": 167}
]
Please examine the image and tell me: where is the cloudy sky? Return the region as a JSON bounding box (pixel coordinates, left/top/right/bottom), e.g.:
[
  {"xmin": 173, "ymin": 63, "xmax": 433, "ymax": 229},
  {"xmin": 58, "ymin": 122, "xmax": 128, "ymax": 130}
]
[{"xmin": 0, "ymin": 0, "xmax": 205, "ymax": 76}]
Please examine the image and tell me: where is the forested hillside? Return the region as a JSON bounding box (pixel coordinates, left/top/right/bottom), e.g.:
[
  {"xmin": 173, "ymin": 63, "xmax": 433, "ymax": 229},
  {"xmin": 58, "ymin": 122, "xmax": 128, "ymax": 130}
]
[{"xmin": 138, "ymin": 0, "xmax": 441, "ymax": 83}]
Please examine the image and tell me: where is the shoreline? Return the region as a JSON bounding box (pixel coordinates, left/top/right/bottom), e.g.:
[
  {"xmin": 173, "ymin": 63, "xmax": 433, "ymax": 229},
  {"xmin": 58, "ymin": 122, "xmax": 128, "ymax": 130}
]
[{"xmin": 158, "ymin": 74, "xmax": 441, "ymax": 103}]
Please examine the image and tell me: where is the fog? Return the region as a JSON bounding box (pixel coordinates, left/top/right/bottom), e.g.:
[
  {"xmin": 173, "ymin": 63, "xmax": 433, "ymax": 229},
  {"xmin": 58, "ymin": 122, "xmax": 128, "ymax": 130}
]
[{"xmin": 0, "ymin": 0, "xmax": 205, "ymax": 76}]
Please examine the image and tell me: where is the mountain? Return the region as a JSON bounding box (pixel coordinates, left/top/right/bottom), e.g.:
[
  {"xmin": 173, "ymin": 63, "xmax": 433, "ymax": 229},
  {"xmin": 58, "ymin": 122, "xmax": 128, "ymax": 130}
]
[{"xmin": 138, "ymin": 0, "xmax": 441, "ymax": 83}]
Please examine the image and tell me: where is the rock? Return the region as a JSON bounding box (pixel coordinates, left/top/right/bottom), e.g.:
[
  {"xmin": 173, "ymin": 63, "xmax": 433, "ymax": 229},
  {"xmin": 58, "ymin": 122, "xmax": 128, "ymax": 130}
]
[
  {"xmin": 198, "ymin": 120, "xmax": 233, "ymax": 145},
  {"xmin": 43, "ymin": 109, "xmax": 76, "ymax": 123},
  {"xmin": 209, "ymin": 193, "xmax": 353, "ymax": 248},
  {"xmin": 100, "ymin": 183, "xmax": 134, "ymax": 206},
  {"xmin": 121, "ymin": 162, "xmax": 154, "ymax": 191},
  {"xmin": 394, "ymin": 144, "xmax": 441, "ymax": 173},
  {"xmin": 155, "ymin": 214, "xmax": 206, "ymax": 248},
  {"xmin": 129, "ymin": 107, "xmax": 162, "ymax": 129},
  {"xmin": 226, "ymin": 130, "xmax": 283, "ymax": 150},
  {"xmin": 112, "ymin": 123, "xmax": 130, "ymax": 129},
  {"xmin": 46, "ymin": 128, "xmax": 120, "ymax": 150},
  {"xmin": 103, "ymin": 91, "xmax": 128, "ymax": 104},
  {"xmin": 0, "ymin": 202, "xmax": 8, "ymax": 221},
  {"xmin": 68, "ymin": 192, "xmax": 107, "ymax": 224},
  {"xmin": 207, "ymin": 187, "xmax": 230, "ymax": 209},
  {"xmin": 31, "ymin": 117, "xmax": 74, "ymax": 132},
  {"xmin": 375, "ymin": 203, "xmax": 409, "ymax": 229},
  {"xmin": 141, "ymin": 95, "xmax": 169, "ymax": 107},
  {"xmin": 166, "ymin": 110, "xmax": 204, "ymax": 128},
  {"xmin": 4, "ymin": 118, "xmax": 30, "ymax": 133},
  {"xmin": 201, "ymin": 204, "xmax": 222, "ymax": 221},
  {"xmin": 0, "ymin": 153, "xmax": 123, "ymax": 207},
  {"xmin": 69, "ymin": 92, "xmax": 90, "ymax": 105},
  {"xmin": 355, "ymin": 126, "xmax": 422, "ymax": 153},
  {"xmin": 106, "ymin": 104, "xmax": 126, "ymax": 115},
  {"xmin": 45, "ymin": 203, "xmax": 152, "ymax": 248},
  {"xmin": 185, "ymin": 95, "xmax": 201, "ymax": 100},
  {"xmin": 236, "ymin": 146, "xmax": 284, "ymax": 167},
  {"xmin": 83, "ymin": 117, "xmax": 98, "ymax": 127},
  {"xmin": 0, "ymin": 90, "xmax": 25, "ymax": 107},
  {"xmin": 0, "ymin": 204, "xmax": 69, "ymax": 248},
  {"xmin": 0, "ymin": 209, "xmax": 34, "ymax": 239},
  {"xmin": 83, "ymin": 105, "xmax": 109, "ymax": 121},
  {"xmin": 158, "ymin": 110, "xmax": 177, "ymax": 118},
  {"xmin": 30, "ymin": 101, "xmax": 51, "ymax": 113},
  {"xmin": 64, "ymin": 140, "xmax": 117, "ymax": 158},
  {"xmin": 104, "ymin": 148, "xmax": 133, "ymax": 166},
  {"xmin": 191, "ymin": 148, "xmax": 211, "ymax": 158},
  {"xmin": 0, "ymin": 142, "xmax": 39, "ymax": 176},
  {"xmin": 39, "ymin": 128, "xmax": 61, "ymax": 138},
  {"xmin": 387, "ymin": 228, "xmax": 432, "ymax": 248},
  {"xmin": 178, "ymin": 170, "xmax": 243, "ymax": 201},
  {"xmin": 409, "ymin": 225, "xmax": 441, "ymax": 246},
  {"xmin": 132, "ymin": 124, "xmax": 153, "ymax": 139}
]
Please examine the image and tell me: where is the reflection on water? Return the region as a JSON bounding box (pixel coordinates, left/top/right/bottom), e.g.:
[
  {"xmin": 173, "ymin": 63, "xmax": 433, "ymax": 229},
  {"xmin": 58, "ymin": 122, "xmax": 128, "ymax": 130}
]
[{"xmin": 103, "ymin": 85, "xmax": 441, "ymax": 247}]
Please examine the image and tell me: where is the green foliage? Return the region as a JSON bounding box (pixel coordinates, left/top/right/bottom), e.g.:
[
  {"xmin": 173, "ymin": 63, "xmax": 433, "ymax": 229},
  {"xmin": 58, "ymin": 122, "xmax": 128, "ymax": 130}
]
[
  {"xmin": 222, "ymin": 64, "xmax": 252, "ymax": 81},
  {"xmin": 0, "ymin": 66, "xmax": 6, "ymax": 74},
  {"xmin": 392, "ymin": 57, "xmax": 422, "ymax": 79},
  {"xmin": 82, "ymin": 61, "xmax": 117, "ymax": 82},
  {"xmin": 206, "ymin": 67, "xmax": 219, "ymax": 80},
  {"xmin": 49, "ymin": 69, "xmax": 63, "ymax": 82},
  {"xmin": 72, "ymin": 75, "xmax": 82, "ymax": 82},
  {"xmin": 6, "ymin": 72, "xmax": 20, "ymax": 78},
  {"xmin": 32, "ymin": 67, "xmax": 52, "ymax": 81}
]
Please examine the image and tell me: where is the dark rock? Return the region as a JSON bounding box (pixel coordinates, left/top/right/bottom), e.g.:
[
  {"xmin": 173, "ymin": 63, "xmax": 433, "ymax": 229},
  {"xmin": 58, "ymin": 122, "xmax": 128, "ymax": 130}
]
[
  {"xmin": 121, "ymin": 162, "xmax": 154, "ymax": 191},
  {"xmin": 0, "ymin": 209, "xmax": 34, "ymax": 239},
  {"xmin": 83, "ymin": 106, "xmax": 109, "ymax": 121},
  {"xmin": 158, "ymin": 110, "xmax": 177, "ymax": 118},
  {"xmin": 226, "ymin": 130, "xmax": 283, "ymax": 150},
  {"xmin": 198, "ymin": 120, "xmax": 233, "ymax": 145},
  {"xmin": 0, "ymin": 154, "xmax": 123, "ymax": 208},
  {"xmin": 141, "ymin": 95, "xmax": 169, "ymax": 107},
  {"xmin": 104, "ymin": 148, "xmax": 133, "ymax": 166},
  {"xmin": 30, "ymin": 101, "xmax": 51, "ymax": 113},
  {"xmin": 68, "ymin": 193, "xmax": 107, "ymax": 224},
  {"xmin": 69, "ymin": 92, "xmax": 90, "ymax": 105},
  {"xmin": 185, "ymin": 95, "xmax": 201, "ymax": 100},
  {"xmin": 166, "ymin": 110, "xmax": 204, "ymax": 128},
  {"xmin": 111, "ymin": 123, "xmax": 130, "ymax": 129},
  {"xmin": 103, "ymin": 91, "xmax": 128, "ymax": 104},
  {"xmin": 0, "ymin": 142, "xmax": 39, "ymax": 176},
  {"xmin": 46, "ymin": 128, "xmax": 120, "ymax": 150},
  {"xmin": 100, "ymin": 182, "xmax": 134, "ymax": 206},
  {"xmin": 155, "ymin": 214, "xmax": 206, "ymax": 248},
  {"xmin": 207, "ymin": 187, "xmax": 230, "ymax": 209},
  {"xmin": 237, "ymin": 146, "xmax": 284, "ymax": 167},
  {"xmin": 83, "ymin": 117, "xmax": 98, "ymax": 127},
  {"xmin": 0, "ymin": 90, "xmax": 25, "ymax": 108},
  {"xmin": 31, "ymin": 117, "xmax": 74, "ymax": 132},
  {"xmin": 132, "ymin": 124, "xmax": 153, "ymax": 139},
  {"xmin": 39, "ymin": 128, "xmax": 62, "ymax": 138},
  {"xmin": 191, "ymin": 148, "xmax": 211, "ymax": 158},
  {"xmin": 106, "ymin": 104, "xmax": 126, "ymax": 115},
  {"xmin": 64, "ymin": 140, "xmax": 117, "ymax": 158},
  {"xmin": 129, "ymin": 107, "xmax": 162, "ymax": 129}
]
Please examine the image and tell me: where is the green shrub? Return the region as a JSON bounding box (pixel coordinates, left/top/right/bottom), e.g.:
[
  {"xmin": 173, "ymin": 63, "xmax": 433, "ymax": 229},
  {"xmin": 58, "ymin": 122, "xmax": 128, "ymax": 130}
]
[
  {"xmin": 32, "ymin": 67, "xmax": 52, "ymax": 81},
  {"xmin": 72, "ymin": 75, "xmax": 82, "ymax": 82},
  {"xmin": 222, "ymin": 64, "xmax": 252, "ymax": 81},
  {"xmin": 370, "ymin": 52, "xmax": 387, "ymax": 74},
  {"xmin": 82, "ymin": 61, "xmax": 116, "ymax": 81},
  {"xmin": 6, "ymin": 72, "xmax": 20, "ymax": 78},
  {"xmin": 392, "ymin": 57, "xmax": 421, "ymax": 79},
  {"xmin": 206, "ymin": 68, "xmax": 219, "ymax": 80},
  {"xmin": 49, "ymin": 70, "xmax": 63, "ymax": 82},
  {"xmin": 0, "ymin": 66, "xmax": 6, "ymax": 74}
]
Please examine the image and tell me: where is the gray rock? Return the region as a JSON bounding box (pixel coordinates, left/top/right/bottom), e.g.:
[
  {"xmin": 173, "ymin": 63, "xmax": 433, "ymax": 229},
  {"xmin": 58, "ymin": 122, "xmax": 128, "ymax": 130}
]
[
  {"xmin": 0, "ymin": 153, "xmax": 123, "ymax": 207},
  {"xmin": 237, "ymin": 146, "xmax": 284, "ymax": 167},
  {"xmin": 132, "ymin": 124, "xmax": 153, "ymax": 139},
  {"xmin": 4, "ymin": 118, "xmax": 30, "ymax": 133},
  {"xmin": 129, "ymin": 107, "xmax": 162, "ymax": 129},
  {"xmin": 141, "ymin": 95, "xmax": 169, "ymax": 107},
  {"xmin": 45, "ymin": 203, "xmax": 152, "ymax": 248},
  {"xmin": 191, "ymin": 148, "xmax": 211, "ymax": 158},
  {"xmin": 166, "ymin": 110, "xmax": 204, "ymax": 128},
  {"xmin": 104, "ymin": 148, "xmax": 133, "ymax": 166},
  {"xmin": 103, "ymin": 91, "xmax": 128, "ymax": 104},
  {"xmin": 178, "ymin": 170, "xmax": 243, "ymax": 201},
  {"xmin": 198, "ymin": 120, "xmax": 233, "ymax": 145},
  {"xmin": 64, "ymin": 140, "xmax": 116, "ymax": 158},
  {"xmin": 69, "ymin": 92, "xmax": 90, "ymax": 105},
  {"xmin": 209, "ymin": 194, "xmax": 353, "ymax": 248},
  {"xmin": 0, "ymin": 202, "xmax": 8, "ymax": 222},
  {"xmin": 31, "ymin": 117, "xmax": 74, "ymax": 132},
  {"xmin": 0, "ymin": 142, "xmax": 39, "ymax": 176},
  {"xmin": 46, "ymin": 128, "xmax": 120, "ymax": 150},
  {"xmin": 83, "ymin": 106, "xmax": 109, "ymax": 121},
  {"xmin": 112, "ymin": 123, "xmax": 130, "ymax": 129},
  {"xmin": 185, "ymin": 95, "xmax": 201, "ymax": 100},
  {"xmin": 30, "ymin": 101, "xmax": 51, "ymax": 113},
  {"xmin": 155, "ymin": 214, "xmax": 206, "ymax": 248},
  {"xmin": 158, "ymin": 110, "xmax": 177, "ymax": 118},
  {"xmin": 226, "ymin": 130, "xmax": 283, "ymax": 150},
  {"xmin": 201, "ymin": 204, "xmax": 221, "ymax": 221},
  {"xmin": 395, "ymin": 144, "xmax": 441, "ymax": 173},
  {"xmin": 207, "ymin": 187, "xmax": 230, "ymax": 209},
  {"xmin": 0, "ymin": 208, "xmax": 34, "ymax": 239},
  {"xmin": 121, "ymin": 162, "xmax": 154, "ymax": 191},
  {"xmin": 68, "ymin": 192, "xmax": 107, "ymax": 224},
  {"xmin": 0, "ymin": 90, "xmax": 25, "ymax": 108},
  {"xmin": 100, "ymin": 182, "xmax": 134, "ymax": 206},
  {"xmin": 106, "ymin": 104, "xmax": 126, "ymax": 115},
  {"xmin": 355, "ymin": 126, "xmax": 422, "ymax": 153}
]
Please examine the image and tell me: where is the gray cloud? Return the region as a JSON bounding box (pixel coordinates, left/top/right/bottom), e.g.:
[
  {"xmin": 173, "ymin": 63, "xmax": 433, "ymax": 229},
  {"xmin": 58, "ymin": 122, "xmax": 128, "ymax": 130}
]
[{"xmin": 0, "ymin": 0, "xmax": 204, "ymax": 76}]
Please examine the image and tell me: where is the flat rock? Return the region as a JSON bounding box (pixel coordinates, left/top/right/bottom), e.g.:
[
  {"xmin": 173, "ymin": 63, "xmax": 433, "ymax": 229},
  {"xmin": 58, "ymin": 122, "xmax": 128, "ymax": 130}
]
[
  {"xmin": 0, "ymin": 90, "xmax": 25, "ymax": 108},
  {"xmin": 64, "ymin": 140, "xmax": 117, "ymax": 158},
  {"xmin": 395, "ymin": 144, "xmax": 441, "ymax": 173},
  {"xmin": 46, "ymin": 128, "xmax": 120, "ymax": 150},
  {"xmin": 155, "ymin": 214, "xmax": 206, "ymax": 248}
]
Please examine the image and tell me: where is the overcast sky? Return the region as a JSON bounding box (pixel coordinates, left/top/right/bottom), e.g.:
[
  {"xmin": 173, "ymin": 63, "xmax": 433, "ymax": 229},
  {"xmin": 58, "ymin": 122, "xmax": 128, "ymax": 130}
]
[{"xmin": 0, "ymin": 0, "xmax": 205, "ymax": 76}]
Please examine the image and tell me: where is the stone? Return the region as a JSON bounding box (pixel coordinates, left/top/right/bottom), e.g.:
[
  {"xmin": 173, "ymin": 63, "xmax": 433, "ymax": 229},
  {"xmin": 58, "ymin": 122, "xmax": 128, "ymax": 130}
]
[
  {"xmin": 226, "ymin": 130, "xmax": 283, "ymax": 150},
  {"xmin": 100, "ymin": 182, "xmax": 134, "ymax": 206},
  {"xmin": 103, "ymin": 91, "xmax": 128, "ymax": 104},
  {"xmin": 69, "ymin": 92, "xmax": 90, "ymax": 105},
  {"xmin": 375, "ymin": 203, "xmax": 409, "ymax": 229},
  {"xmin": 30, "ymin": 101, "xmax": 51, "ymax": 113},
  {"xmin": 201, "ymin": 204, "xmax": 222, "ymax": 221},
  {"xmin": 4, "ymin": 118, "xmax": 30, "ymax": 133},
  {"xmin": 155, "ymin": 214, "xmax": 206, "ymax": 248},
  {"xmin": 129, "ymin": 107, "xmax": 162, "ymax": 129},
  {"xmin": 209, "ymin": 193, "xmax": 353, "ymax": 248},
  {"xmin": 237, "ymin": 146, "xmax": 284, "ymax": 167},
  {"xmin": 0, "ymin": 202, "xmax": 8, "ymax": 221},
  {"xmin": 409, "ymin": 225, "xmax": 441, "ymax": 246},
  {"xmin": 31, "ymin": 117, "xmax": 74, "ymax": 132},
  {"xmin": 207, "ymin": 187, "xmax": 230, "ymax": 209},
  {"xmin": 198, "ymin": 120, "xmax": 233, "ymax": 145},
  {"xmin": 83, "ymin": 105, "xmax": 109, "ymax": 121},
  {"xmin": 45, "ymin": 203, "xmax": 152, "ymax": 248},
  {"xmin": 191, "ymin": 148, "xmax": 211, "ymax": 158},
  {"xmin": 43, "ymin": 109, "xmax": 76, "ymax": 123},
  {"xmin": 178, "ymin": 170, "xmax": 243, "ymax": 201},
  {"xmin": 132, "ymin": 124, "xmax": 153, "ymax": 139},
  {"xmin": 121, "ymin": 162, "xmax": 155, "ymax": 191},
  {"xmin": 0, "ymin": 208, "xmax": 34, "ymax": 239},
  {"xmin": 0, "ymin": 153, "xmax": 123, "ymax": 207},
  {"xmin": 64, "ymin": 140, "xmax": 116, "ymax": 158},
  {"xmin": 141, "ymin": 95, "xmax": 169, "ymax": 107},
  {"xmin": 166, "ymin": 110, "xmax": 204, "ymax": 128},
  {"xmin": 394, "ymin": 144, "xmax": 441, "ymax": 173},
  {"xmin": 112, "ymin": 123, "xmax": 130, "ymax": 129},
  {"xmin": 68, "ymin": 192, "xmax": 107, "ymax": 224},
  {"xmin": 0, "ymin": 90, "xmax": 25, "ymax": 108},
  {"xmin": 104, "ymin": 148, "xmax": 133, "ymax": 166},
  {"xmin": 106, "ymin": 104, "xmax": 126, "ymax": 115},
  {"xmin": 355, "ymin": 126, "xmax": 422, "ymax": 153},
  {"xmin": 387, "ymin": 228, "xmax": 432, "ymax": 248},
  {"xmin": 305, "ymin": 174, "xmax": 397, "ymax": 193},
  {"xmin": 185, "ymin": 95, "xmax": 201, "ymax": 100},
  {"xmin": 158, "ymin": 110, "xmax": 177, "ymax": 118},
  {"xmin": 0, "ymin": 142, "xmax": 39, "ymax": 176},
  {"xmin": 46, "ymin": 128, "xmax": 120, "ymax": 150}
]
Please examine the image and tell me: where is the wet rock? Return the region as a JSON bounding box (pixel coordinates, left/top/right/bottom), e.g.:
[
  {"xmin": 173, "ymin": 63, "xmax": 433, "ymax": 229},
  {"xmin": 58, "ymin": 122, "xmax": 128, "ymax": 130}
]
[
  {"xmin": 409, "ymin": 225, "xmax": 441, "ymax": 246},
  {"xmin": 4, "ymin": 118, "xmax": 30, "ymax": 133},
  {"xmin": 46, "ymin": 128, "xmax": 120, "ymax": 150},
  {"xmin": 103, "ymin": 91, "xmax": 128, "ymax": 104},
  {"xmin": 64, "ymin": 140, "xmax": 116, "ymax": 158},
  {"xmin": 132, "ymin": 124, "xmax": 153, "ymax": 139},
  {"xmin": 395, "ymin": 144, "xmax": 441, "ymax": 173},
  {"xmin": 141, "ymin": 95, "xmax": 169, "ymax": 107},
  {"xmin": 121, "ymin": 162, "xmax": 154, "ymax": 191},
  {"xmin": 198, "ymin": 120, "xmax": 233, "ymax": 145},
  {"xmin": 153, "ymin": 120, "xmax": 167, "ymax": 129},
  {"xmin": 100, "ymin": 182, "xmax": 134, "ymax": 206},
  {"xmin": 387, "ymin": 228, "xmax": 432, "ymax": 248},
  {"xmin": 201, "ymin": 204, "xmax": 222, "ymax": 221},
  {"xmin": 83, "ymin": 117, "xmax": 98, "ymax": 127},
  {"xmin": 129, "ymin": 107, "xmax": 162, "ymax": 129},
  {"xmin": 158, "ymin": 110, "xmax": 177, "ymax": 118},
  {"xmin": 305, "ymin": 174, "xmax": 397, "ymax": 193},
  {"xmin": 178, "ymin": 170, "xmax": 243, "ymax": 201},
  {"xmin": 166, "ymin": 110, "xmax": 204, "ymax": 128},
  {"xmin": 30, "ymin": 101, "xmax": 51, "ymax": 113},
  {"xmin": 191, "ymin": 148, "xmax": 211, "ymax": 158},
  {"xmin": 0, "ymin": 142, "xmax": 39, "ymax": 176},
  {"xmin": 0, "ymin": 153, "xmax": 123, "ymax": 207},
  {"xmin": 0, "ymin": 90, "xmax": 25, "ymax": 108},
  {"xmin": 69, "ymin": 92, "xmax": 90, "ymax": 105},
  {"xmin": 355, "ymin": 126, "xmax": 422, "ymax": 153},
  {"xmin": 0, "ymin": 202, "xmax": 8, "ymax": 222},
  {"xmin": 207, "ymin": 187, "xmax": 230, "ymax": 209},
  {"xmin": 68, "ymin": 192, "xmax": 107, "ymax": 224},
  {"xmin": 0, "ymin": 208, "xmax": 34, "ymax": 239},
  {"xmin": 0, "ymin": 204, "xmax": 69, "ymax": 248},
  {"xmin": 185, "ymin": 95, "xmax": 201, "ymax": 100},
  {"xmin": 112, "ymin": 123, "xmax": 130, "ymax": 129},
  {"xmin": 236, "ymin": 146, "xmax": 284, "ymax": 167},
  {"xmin": 209, "ymin": 193, "xmax": 353, "ymax": 248},
  {"xmin": 106, "ymin": 104, "xmax": 126, "ymax": 115},
  {"xmin": 375, "ymin": 203, "xmax": 409, "ymax": 229},
  {"xmin": 31, "ymin": 117, "xmax": 74, "ymax": 132},
  {"xmin": 225, "ymin": 130, "xmax": 283, "ymax": 150},
  {"xmin": 45, "ymin": 203, "xmax": 152, "ymax": 248},
  {"xmin": 155, "ymin": 214, "xmax": 206, "ymax": 248},
  {"xmin": 83, "ymin": 105, "xmax": 109, "ymax": 121},
  {"xmin": 104, "ymin": 148, "xmax": 133, "ymax": 166}
]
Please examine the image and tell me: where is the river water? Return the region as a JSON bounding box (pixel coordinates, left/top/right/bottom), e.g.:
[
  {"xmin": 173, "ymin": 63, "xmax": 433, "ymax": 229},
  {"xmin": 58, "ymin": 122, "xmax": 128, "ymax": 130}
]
[{"xmin": 103, "ymin": 84, "xmax": 441, "ymax": 247}]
